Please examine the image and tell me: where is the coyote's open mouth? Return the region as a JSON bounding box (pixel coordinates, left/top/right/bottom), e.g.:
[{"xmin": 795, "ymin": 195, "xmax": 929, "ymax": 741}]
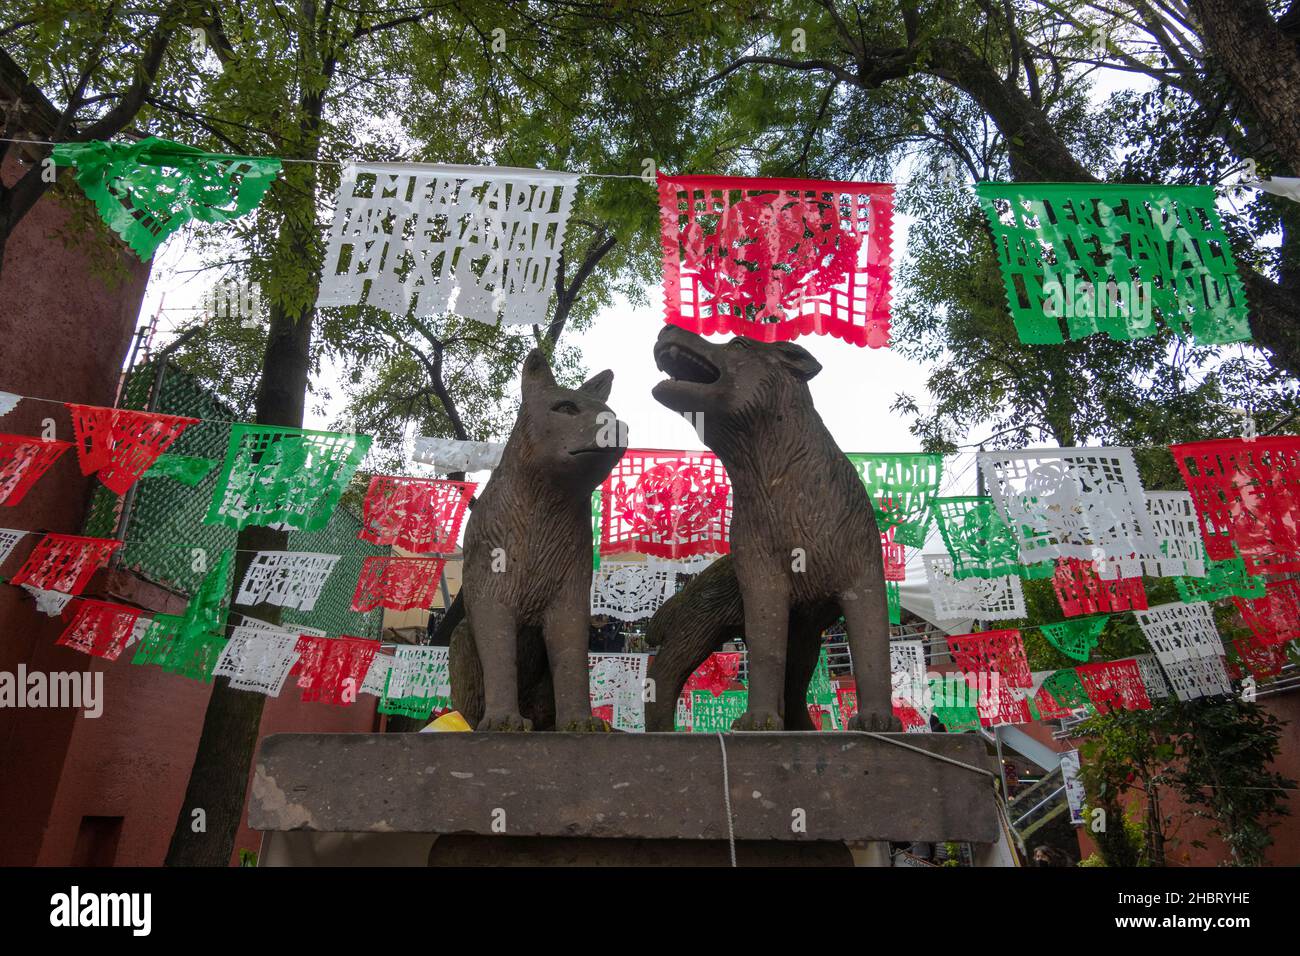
[{"xmin": 654, "ymin": 341, "xmax": 720, "ymax": 384}]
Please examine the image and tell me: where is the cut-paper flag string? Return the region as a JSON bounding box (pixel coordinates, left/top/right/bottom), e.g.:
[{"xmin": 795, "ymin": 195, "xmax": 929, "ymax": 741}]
[
  {"xmin": 1142, "ymin": 491, "xmax": 1206, "ymax": 578},
  {"xmin": 589, "ymin": 559, "xmax": 675, "ymax": 622},
  {"xmin": 975, "ymin": 182, "xmax": 1250, "ymax": 346},
  {"xmin": 882, "ymin": 528, "xmax": 906, "ymax": 581},
  {"xmin": 0, "ymin": 392, "xmax": 20, "ymax": 416},
  {"xmin": 947, "ymin": 629, "xmax": 1032, "ymax": 688},
  {"xmin": 1134, "ymin": 601, "xmax": 1223, "ymax": 665},
  {"xmin": 358, "ymin": 476, "xmax": 474, "ymax": 553},
  {"xmin": 142, "ymin": 453, "xmax": 217, "ymax": 485},
  {"xmin": 10, "ymin": 533, "xmax": 121, "ymax": 595},
  {"xmin": 0, "ymin": 527, "xmax": 25, "ymax": 566},
  {"xmin": 65, "ymin": 404, "xmax": 199, "ymax": 495},
  {"xmin": 212, "ymin": 623, "xmax": 302, "ymax": 696},
  {"xmin": 159, "ymin": 550, "xmax": 234, "ymax": 681},
  {"xmin": 923, "ymin": 553, "xmax": 1026, "ymax": 622},
  {"xmin": 125, "ymin": 616, "xmax": 152, "ymax": 652},
  {"xmin": 0, "ymin": 434, "xmax": 72, "ymax": 506},
  {"xmin": 1231, "ymin": 639, "xmax": 1289, "ymax": 680},
  {"xmin": 688, "ymin": 689, "xmax": 748, "ymax": 733},
  {"xmin": 56, "ymin": 599, "xmax": 144, "ymax": 660},
  {"xmin": 1170, "ymin": 436, "xmax": 1300, "ymax": 575},
  {"xmin": 683, "ymin": 652, "xmax": 742, "ymax": 698},
  {"xmin": 1162, "ymin": 654, "xmax": 1233, "ymax": 701},
  {"xmin": 836, "ymin": 687, "xmax": 859, "ymax": 728},
  {"xmin": 131, "ymin": 550, "xmax": 234, "ymax": 681},
  {"xmin": 1174, "ymin": 546, "xmax": 1265, "ymax": 603},
  {"xmin": 806, "ymin": 646, "xmax": 837, "ymax": 712},
  {"xmin": 317, "ymin": 162, "xmax": 579, "ymax": 327},
  {"xmin": 978, "ymin": 683, "xmax": 1032, "ymax": 728},
  {"xmin": 22, "ymin": 585, "xmax": 73, "ymax": 616},
  {"xmin": 846, "ymin": 453, "xmax": 943, "ymax": 547},
  {"xmin": 234, "ymin": 551, "xmax": 340, "ymax": 613},
  {"xmin": 360, "ymin": 652, "xmax": 394, "ymax": 698},
  {"xmin": 1134, "ymin": 654, "xmax": 1171, "ymax": 699},
  {"xmin": 206, "ymin": 424, "xmax": 370, "ymax": 532},
  {"xmin": 657, "ymin": 173, "xmax": 894, "ymax": 347},
  {"xmin": 1076, "ymin": 659, "xmax": 1152, "ymax": 713},
  {"xmin": 378, "ymin": 646, "xmax": 452, "ymax": 720},
  {"xmin": 148, "ymin": 622, "xmax": 225, "ymax": 681},
  {"xmin": 351, "ymin": 556, "xmax": 447, "ymax": 612},
  {"xmin": 50, "ymin": 137, "xmax": 281, "ymax": 259},
  {"xmin": 1037, "ymin": 668, "xmax": 1092, "ymax": 716},
  {"xmin": 889, "ymin": 640, "xmax": 928, "ymax": 711},
  {"xmin": 411, "ymin": 436, "xmax": 504, "ymax": 473},
  {"xmin": 893, "ymin": 702, "xmax": 929, "ymax": 733},
  {"xmin": 588, "ymin": 653, "xmax": 649, "ymax": 731},
  {"xmin": 1032, "ymin": 681, "xmax": 1077, "ymax": 721},
  {"xmin": 929, "ymin": 676, "xmax": 981, "ymax": 733},
  {"xmin": 1039, "ymin": 615, "xmax": 1108, "ymax": 662},
  {"xmin": 293, "ymin": 635, "xmax": 380, "ymax": 705},
  {"xmin": 1233, "ymin": 580, "xmax": 1300, "ymax": 647},
  {"xmin": 1052, "ymin": 558, "xmax": 1147, "ymax": 617},
  {"xmin": 933, "ymin": 495, "xmax": 1054, "ymax": 580},
  {"xmin": 980, "ymin": 447, "xmax": 1153, "ymax": 579},
  {"xmin": 131, "ymin": 613, "xmax": 184, "ymax": 668},
  {"xmin": 600, "ymin": 449, "xmax": 731, "ymax": 559}
]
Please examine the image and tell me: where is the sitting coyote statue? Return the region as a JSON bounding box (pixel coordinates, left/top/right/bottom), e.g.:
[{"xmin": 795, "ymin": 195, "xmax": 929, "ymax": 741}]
[
  {"xmin": 450, "ymin": 350, "xmax": 625, "ymax": 731},
  {"xmin": 651, "ymin": 326, "xmax": 898, "ymax": 731}
]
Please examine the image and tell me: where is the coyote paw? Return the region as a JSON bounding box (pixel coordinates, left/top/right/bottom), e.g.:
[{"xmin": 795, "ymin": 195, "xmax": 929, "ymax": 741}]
[
  {"xmin": 847, "ymin": 710, "xmax": 903, "ymax": 732},
  {"xmin": 477, "ymin": 712, "xmax": 533, "ymax": 732},
  {"xmin": 730, "ymin": 709, "xmax": 784, "ymax": 731},
  {"xmin": 562, "ymin": 716, "xmax": 611, "ymax": 733}
]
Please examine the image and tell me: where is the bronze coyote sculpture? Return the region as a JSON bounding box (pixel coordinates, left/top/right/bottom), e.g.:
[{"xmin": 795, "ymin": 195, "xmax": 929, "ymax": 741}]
[
  {"xmin": 450, "ymin": 350, "xmax": 625, "ymax": 731},
  {"xmin": 651, "ymin": 325, "xmax": 897, "ymax": 731}
]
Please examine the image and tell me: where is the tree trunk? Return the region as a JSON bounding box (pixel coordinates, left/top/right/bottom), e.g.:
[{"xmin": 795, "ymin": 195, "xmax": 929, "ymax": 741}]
[
  {"xmin": 164, "ymin": 298, "xmax": 315, "ymax": 867},
  {"xmin": 1188, "ymin": 0, "xmax": 1300, "ymax": 380},
  {"xmin": 0, "ymin": 163, "xmax": 55, "ymax": 281},
  {"xmin": 164, "ymin": 108, "xmax": 323, "ymax": 863},
  {"xmin": 927, "ymin": 38, "xmax": 1095, "ymax": 182},
  {"xmin": 1190, "ymin": 0, "xmax": 1300, "ymax": 172}
]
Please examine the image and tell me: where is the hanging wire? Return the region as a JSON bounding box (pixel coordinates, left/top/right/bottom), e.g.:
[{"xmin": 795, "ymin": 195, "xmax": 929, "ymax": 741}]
[
  {"xmin": 0, "ymin": 135, "xmax": 654, "ymax": 178},
  {"xmin": 4, "ymin": 386, "xmax": 1227, "ymax": 454},
  {"xmin": 1, "ymin": 133, "xmax": 1267, "ymax": 191}
]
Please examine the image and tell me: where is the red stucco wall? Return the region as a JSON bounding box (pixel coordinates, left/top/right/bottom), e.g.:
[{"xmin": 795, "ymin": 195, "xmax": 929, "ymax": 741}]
[
  {"xmin": 0, "ymin": 153, "xmax": 381, "ymax": 866},
  {"xmin": 1072, "ymin": 692, "xmax": 1300, "ymax": 867},
  {"xmin": 34, "ymin": 665, "xmax": 379, "ymax": 866},
  {"xmin": 0, "ymin": 152, "xmax": 152, "ymax": 865}
]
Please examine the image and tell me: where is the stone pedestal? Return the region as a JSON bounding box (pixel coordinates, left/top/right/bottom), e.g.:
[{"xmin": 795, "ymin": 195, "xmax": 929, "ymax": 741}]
[{"xmin": 250, "ymin": 732, "xmax": 1004, "ymax": 866}]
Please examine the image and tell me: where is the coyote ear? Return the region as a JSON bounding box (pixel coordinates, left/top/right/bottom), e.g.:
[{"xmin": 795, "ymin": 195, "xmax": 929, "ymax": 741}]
[
  {"xmin": 521, "ymin": 349, "xmax": 556, "ymax": 394},
  {"xmin": 578, "ymin": 369, "xmax": 614, "ymax": 402},
  {"xmin": 772, "ymin": 342, "xmax": 822, "ymax": 382}
]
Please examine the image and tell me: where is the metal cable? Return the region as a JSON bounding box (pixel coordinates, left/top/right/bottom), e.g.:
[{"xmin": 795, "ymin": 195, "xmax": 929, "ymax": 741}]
[
  {"xmin": 716, "ymin": 733, "xmax": 737, "ymax": 867},
  {"xmin": 856, "ymin": 730, "xmax": 997, "ymax": 778}
]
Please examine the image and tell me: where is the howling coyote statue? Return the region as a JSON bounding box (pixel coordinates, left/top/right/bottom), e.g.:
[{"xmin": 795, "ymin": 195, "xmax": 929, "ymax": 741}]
[
  {"xmin": 451, "ymin": 350, "xmax": 625, "ymax": 731},
  {"xmin": 651, "ymin": 325, "xmax": 897, "ymax": 731}
]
